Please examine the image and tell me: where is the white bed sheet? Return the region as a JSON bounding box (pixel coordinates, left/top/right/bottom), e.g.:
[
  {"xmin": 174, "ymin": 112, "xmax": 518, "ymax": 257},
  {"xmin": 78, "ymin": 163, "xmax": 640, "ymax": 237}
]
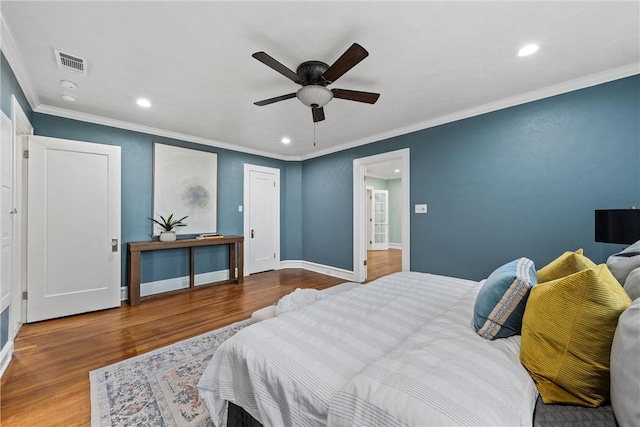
[
  {"xmin": 198, "ymin": 272, "xmax": 537, "ymax": 426},
  {"xmin": 327, "ymin": 280, "xmax": 538, "ymax": 426}
]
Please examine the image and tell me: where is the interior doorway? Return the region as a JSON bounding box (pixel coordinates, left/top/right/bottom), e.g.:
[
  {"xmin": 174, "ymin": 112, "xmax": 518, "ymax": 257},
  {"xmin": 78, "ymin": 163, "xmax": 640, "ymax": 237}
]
[
  {"xmin": 364, "ymin": 161, "xmax": 401, "ymax": 279},
  {"xmin": 353, "ymin": 149, "xmax": 410, "ymax": 283}
]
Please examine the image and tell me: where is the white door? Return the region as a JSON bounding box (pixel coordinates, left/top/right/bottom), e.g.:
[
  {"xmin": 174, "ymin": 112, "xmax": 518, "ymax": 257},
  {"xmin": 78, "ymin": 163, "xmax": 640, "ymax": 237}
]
[
  {"xmin": 10, "ymin": 97, "xmax": 32, "ymax": 341},
  {"xmin": 1, "ymin": 112, "xmax": 12, "ymax": 334},
  {"xmin": 371, "ymin": 189, "xmax": 389, "ymax": 251},
  {"xmin": 26, "ymin": 136, "xmax": 121, "ymax": 322},
  {"xmin": 244, "ymin": 165, "xmax": 279, "ymax": 274}
]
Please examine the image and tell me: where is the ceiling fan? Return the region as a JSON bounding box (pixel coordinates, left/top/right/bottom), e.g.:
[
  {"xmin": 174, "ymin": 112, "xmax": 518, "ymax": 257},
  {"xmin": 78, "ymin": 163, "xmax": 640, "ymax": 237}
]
[{"xmin": 252, "ymin": 43, "xmax": 380, "ymax": 123}]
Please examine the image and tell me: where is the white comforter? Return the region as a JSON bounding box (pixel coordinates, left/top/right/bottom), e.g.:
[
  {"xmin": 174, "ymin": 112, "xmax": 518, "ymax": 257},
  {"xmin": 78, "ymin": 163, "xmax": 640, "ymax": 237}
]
[{"xmin": 198, "ymin": 272, "xmax": 538, "ymax": 426}]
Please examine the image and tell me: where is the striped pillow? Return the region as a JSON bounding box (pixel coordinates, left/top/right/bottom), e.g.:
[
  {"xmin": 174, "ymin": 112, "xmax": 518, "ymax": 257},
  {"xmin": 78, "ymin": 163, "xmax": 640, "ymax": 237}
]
[{"xmin": 473, "ymin": 257, "xmax": 537, "ymax": 340}]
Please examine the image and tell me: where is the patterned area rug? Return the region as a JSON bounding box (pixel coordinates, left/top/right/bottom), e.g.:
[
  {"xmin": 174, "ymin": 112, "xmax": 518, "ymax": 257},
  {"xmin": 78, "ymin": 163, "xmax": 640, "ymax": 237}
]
[{"xmin": 90, "ymin": 319, "xmax": 251, "ymax": 427}]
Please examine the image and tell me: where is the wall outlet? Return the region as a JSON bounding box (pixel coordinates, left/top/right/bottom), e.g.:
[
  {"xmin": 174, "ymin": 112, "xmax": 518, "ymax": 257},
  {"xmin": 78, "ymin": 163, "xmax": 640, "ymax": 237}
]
[
  {"xmin": 238, "ymin": 205, "xmax": 243, "ymax": 212},
  {"xmin": 415, "ymin": 204, "xmax": 427, "ymax": 214}
]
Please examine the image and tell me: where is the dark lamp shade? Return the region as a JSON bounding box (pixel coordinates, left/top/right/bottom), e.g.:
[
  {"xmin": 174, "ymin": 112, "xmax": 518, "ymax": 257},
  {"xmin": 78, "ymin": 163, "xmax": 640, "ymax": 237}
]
[{"xmin": 595, "ymin": 209, "xmax": 640, "ymax": 244}]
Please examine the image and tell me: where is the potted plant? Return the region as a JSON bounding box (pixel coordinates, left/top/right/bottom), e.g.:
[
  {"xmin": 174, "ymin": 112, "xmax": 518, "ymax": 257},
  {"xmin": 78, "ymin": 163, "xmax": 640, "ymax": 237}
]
[{"xmin": 149, "ymin": 213, "xmax": 188, "ymax": 241}]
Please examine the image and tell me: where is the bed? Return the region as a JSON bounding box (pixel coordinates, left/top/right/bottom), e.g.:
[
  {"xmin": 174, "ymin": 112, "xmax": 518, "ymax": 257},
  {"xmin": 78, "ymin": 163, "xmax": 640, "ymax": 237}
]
[{"xmin": 198, "ymin": 272, "xmax": 538, "ymax": 426}]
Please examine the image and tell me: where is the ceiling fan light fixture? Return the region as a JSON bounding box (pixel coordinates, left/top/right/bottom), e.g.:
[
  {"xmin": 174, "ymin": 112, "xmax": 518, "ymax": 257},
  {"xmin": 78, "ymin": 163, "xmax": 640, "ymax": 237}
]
[{"xmin": 296, "ymin": 85, "xmax": 333, "ymax": 108}]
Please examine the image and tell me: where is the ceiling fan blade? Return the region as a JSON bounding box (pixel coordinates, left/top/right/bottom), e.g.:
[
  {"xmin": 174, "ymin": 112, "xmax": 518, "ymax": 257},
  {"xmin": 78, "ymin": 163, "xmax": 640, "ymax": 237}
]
[
  {"xmin": 254, "ymin": 93, "xmax": 297, "ymax": 106},
  {"xmin": 322, "ymin": 43, "xmax": 369, "ymax": 83},
  {"xmin": 252, "ymin": 52, "xmax": 302, "ymax": 84},
  {"xmin": 312, "ymin": 106, "xmax": 325, "ymax": 122},
  {"xmin": 332, "ymin": 89, "xmax": 380, "ymax": 104}
]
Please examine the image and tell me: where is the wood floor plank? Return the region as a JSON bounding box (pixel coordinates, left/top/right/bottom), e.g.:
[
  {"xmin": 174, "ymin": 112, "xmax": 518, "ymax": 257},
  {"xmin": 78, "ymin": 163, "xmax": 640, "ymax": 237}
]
[
  {"xmin": 1, "ymin": 258, "xmax": 400, "ymax": 426},
  {"xmin": 366, "ymin": 248, "xmax": 402, "ymax": 282}
]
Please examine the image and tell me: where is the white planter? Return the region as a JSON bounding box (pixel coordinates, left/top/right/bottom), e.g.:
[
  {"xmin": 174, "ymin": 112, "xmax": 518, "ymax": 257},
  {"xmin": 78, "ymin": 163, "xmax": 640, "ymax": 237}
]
[{"xmin": 159, "ymin": 231, "xmax": 176, "ymax": 242}]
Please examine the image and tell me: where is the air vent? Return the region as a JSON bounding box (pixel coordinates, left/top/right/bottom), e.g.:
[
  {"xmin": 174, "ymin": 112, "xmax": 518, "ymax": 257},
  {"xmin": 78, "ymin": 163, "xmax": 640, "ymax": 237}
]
[{"xmin": 54, "ymin": 49, "xmax": 88, "ymax": 76}]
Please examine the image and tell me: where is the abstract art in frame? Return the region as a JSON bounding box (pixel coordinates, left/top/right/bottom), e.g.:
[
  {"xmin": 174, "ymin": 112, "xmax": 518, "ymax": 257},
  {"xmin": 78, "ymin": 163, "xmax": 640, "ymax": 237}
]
[{"xmin": 153, "ymin": 143, "xmax": 217, "ymax": 236}]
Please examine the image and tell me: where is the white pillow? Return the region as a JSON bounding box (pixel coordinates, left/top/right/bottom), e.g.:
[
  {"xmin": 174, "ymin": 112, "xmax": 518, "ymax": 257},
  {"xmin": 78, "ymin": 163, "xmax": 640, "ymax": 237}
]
[
  {"xmin": 607, "ymin": 240, "xmax": 640, "ymax": 285},
  {"xmin": 275, "ymin": 288, "xmax": 324, "ymax": 316},
  {"xmin": 624, "ymin": 267, "xmax": 640, "ymax": 301},
  {"xmin": 610, "ymin": 298, "xmax": 640, "ymax": 426}
]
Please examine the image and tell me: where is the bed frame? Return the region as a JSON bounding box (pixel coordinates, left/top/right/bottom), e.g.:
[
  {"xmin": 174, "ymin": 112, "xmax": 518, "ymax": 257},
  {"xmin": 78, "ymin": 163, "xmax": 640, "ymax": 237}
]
[
  {"xmin": 226, "ymin": 398, "xmax": 617, "ymax": 427},
  {"xmin": 227, "ymin": 403, "xmax": 262, "ymax": 427}
]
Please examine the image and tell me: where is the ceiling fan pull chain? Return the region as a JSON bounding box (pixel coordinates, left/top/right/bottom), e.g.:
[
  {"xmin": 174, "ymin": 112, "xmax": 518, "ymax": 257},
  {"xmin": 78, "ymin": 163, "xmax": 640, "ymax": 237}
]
[{"xmin": 313, "ymin": 122, "xmax": 317, "ymax": 147}]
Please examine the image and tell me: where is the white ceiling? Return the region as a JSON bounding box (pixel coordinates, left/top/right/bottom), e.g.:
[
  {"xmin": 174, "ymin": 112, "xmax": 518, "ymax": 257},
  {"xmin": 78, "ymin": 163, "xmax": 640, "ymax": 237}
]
[
  {"xmin": 2, "ymin": 1, "xmax": 638, "ymax": 160},
  {"xmin": 366, "ymin": 160, "xmax": 403, "ymax": 180}
]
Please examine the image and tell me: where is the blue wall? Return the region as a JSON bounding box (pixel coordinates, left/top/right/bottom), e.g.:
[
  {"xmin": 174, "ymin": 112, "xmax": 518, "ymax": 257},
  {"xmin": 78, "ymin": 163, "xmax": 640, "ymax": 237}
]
[
  {"xmin": 301, "ymin": 75, "xmax": 640, "ymax": 280},
  {"xmin": 283, "ymin": 162, "xmax": 302, "ymax": 260},
  {"xmin": 302, "ymin": 152, "xmax": 361, "ymax": 269},
  {"xmin": 1, "ymin": 52, "xmax": 32, "ymax": 119},
  {"xmin": 4, "ymin": 44, "xmax": 639, "ymax": 289},
  {"xmin": 31, "ymin": 114, "xmax": 294, "ymax": 284}
]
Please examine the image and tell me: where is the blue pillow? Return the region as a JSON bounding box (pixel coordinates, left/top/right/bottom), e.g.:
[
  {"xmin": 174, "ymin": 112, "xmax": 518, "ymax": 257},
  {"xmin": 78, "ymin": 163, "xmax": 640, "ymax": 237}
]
[{"xmin": 474, "ymin": 257, "xmax": 537, "ymax": 340}]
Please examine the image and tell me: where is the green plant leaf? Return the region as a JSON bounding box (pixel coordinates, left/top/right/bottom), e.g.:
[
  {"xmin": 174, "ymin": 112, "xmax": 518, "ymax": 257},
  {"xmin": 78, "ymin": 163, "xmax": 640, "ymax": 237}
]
[{"xmin": 149, "ymin": 213, "xmax": 188, "ymax": 231}]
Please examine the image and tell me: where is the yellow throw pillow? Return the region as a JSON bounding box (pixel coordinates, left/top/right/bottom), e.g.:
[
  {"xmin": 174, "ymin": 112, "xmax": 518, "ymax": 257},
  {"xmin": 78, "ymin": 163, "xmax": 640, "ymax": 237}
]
[
  {"xmin": 536, "ymin": 249, "xmax": 596, "ymax": 283},
  {"xmin": 520, "ymin": 264, "xmax": 631, "ymax": 407}
]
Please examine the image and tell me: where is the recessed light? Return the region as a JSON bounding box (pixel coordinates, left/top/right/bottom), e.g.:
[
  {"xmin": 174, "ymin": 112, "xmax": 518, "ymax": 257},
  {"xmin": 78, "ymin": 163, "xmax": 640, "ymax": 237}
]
[
  {"xmin": 136, "ymin": 98, "xmax": 152, "ymax": 108},
  {"xmin": 60, "ymin": 80, "xmax": 77, "ymax": 90},
  {"xmin": 61, "ymin": 93, "xmax": 77, "ymax": 102},
  {"xmin": 281, "ymin": 137, "xmax": 291, "ymax": 144},
  {"xmin": 394, "ymin": 169, "xmax": 400, "ymax": 173},
  {"xmin": 517, "ymin": 44, "xmax": 539, "ymax": 57}
]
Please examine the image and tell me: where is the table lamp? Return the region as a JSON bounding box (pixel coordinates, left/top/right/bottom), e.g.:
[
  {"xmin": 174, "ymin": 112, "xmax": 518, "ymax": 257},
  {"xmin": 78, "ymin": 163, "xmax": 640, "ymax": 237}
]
[{"xmin": 595, "ymin": 208, "xmax": 640, "ymax": 244}]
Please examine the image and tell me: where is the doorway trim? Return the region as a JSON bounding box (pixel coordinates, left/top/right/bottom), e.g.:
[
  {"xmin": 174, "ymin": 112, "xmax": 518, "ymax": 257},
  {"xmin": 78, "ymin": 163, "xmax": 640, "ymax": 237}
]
[
  {"xmin": 1, "ymin": 97, "xmax": 33, "ymax": 377},
  {"xmin": 243, "ymin": 163, "xmax": 280, "ymax": 275},
  {"xmin": 10, "ymin": 96, "xmax": 32, "ymax": 336},
  {"xmin": 353, "ymin": 148, "xmax": 410, "ymax": 282}
]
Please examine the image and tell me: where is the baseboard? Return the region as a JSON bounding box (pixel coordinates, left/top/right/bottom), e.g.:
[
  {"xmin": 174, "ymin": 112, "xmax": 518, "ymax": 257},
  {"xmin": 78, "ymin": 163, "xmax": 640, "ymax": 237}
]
[
  {"xmin": 281, "ymin": 260, "xmax": 355, "ymax": 282},
  {"xmin": 388, "ymin": 243, "xmax": 402, "ymax": 250},
  {"xmin": 120, "ymin": 263, "xmax": 356, "ymax": 300},
  {"xmin": 278, "ymin": 260, "xmax": 302, "ymax": 269},
  {"xmin": 0, "ymin": 341, "xmax": 14, "ymax": 379},
  {"xmin": 120, "ymin": 269, "xmax": 235, "ymax": 300}
]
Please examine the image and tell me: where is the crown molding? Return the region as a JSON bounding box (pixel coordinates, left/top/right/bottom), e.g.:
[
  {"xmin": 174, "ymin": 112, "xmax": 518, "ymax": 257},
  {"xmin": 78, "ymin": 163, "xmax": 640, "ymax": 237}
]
[
  {"xmin": 34, "ymin": 104, "xmax": 299, "ymax": 161},
  {"xmin": 2, "ymin": 12, "xmax": 299, "ymax": 161},
  {"xmin": 31, "ymin": 62, "xmax": 640, "ymax": 163},
  {"xmin": 4, "ymin": 8, "xmax": 637, "ymax": 165},
  {"xmin": 1, "ymin": 14, "xmax": 39, "ymax": 110},
  {"xmin": 301, "ymin": 63, "xmax": 640, "ymax": 161}
]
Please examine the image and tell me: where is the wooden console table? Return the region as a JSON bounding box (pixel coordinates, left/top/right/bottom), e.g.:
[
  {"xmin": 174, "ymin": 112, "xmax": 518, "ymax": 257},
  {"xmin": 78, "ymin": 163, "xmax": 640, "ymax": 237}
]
[{"xmin": 127, "ymin": 235, "xmax": 244, "ymax": 306}]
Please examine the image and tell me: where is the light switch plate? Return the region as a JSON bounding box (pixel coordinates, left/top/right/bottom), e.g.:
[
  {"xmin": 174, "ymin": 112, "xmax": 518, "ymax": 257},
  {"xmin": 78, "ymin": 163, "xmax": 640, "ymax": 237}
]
[
  {"xmin": 238, "ymin": 205, "xmax": 243, "ymax": 212},
  {"xmin": 415, "ymin": 204, "xmax": 427, "ymax": 214}
]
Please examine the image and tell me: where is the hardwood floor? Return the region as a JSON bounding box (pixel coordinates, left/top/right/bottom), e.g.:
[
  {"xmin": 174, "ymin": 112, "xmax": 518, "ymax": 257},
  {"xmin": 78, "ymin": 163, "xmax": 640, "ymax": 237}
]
[
  {"xmin": 366, "ymin": 248, "xmax": 402, "ymax": 282},
  {"xmin": 1, "ymin": 260, "xmax": 400, "ymax": 426},
  {"xmin": 1, "ymin": 269, "xmax": 343, "ymax": 427}
]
